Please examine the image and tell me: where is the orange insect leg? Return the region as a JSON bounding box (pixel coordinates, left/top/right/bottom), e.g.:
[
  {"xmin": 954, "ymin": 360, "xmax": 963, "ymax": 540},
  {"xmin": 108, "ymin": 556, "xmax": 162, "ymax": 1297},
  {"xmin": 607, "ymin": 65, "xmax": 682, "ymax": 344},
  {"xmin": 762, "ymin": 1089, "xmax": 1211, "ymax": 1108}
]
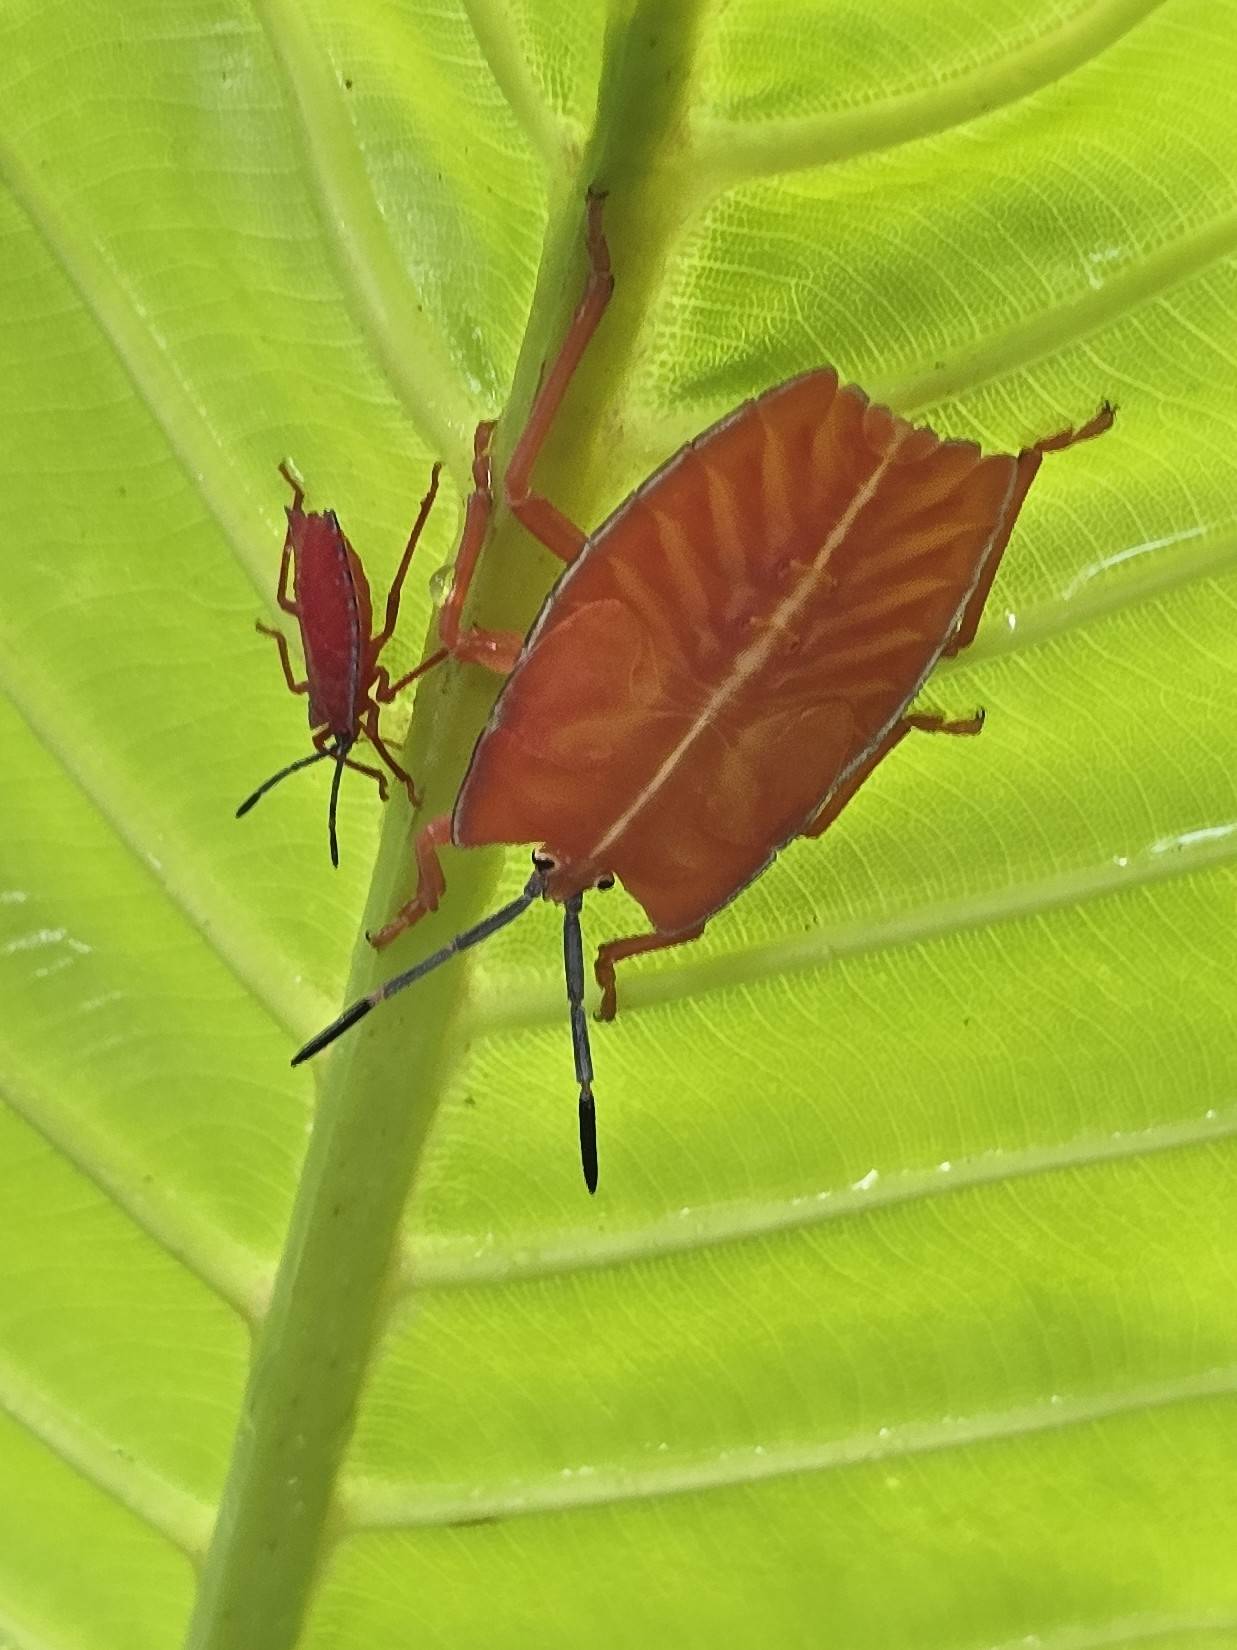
[
  {"xmin": 504, "ymin": 190, "xmax": 614, "ymax": 565},
  {"xmin": 256, "ymin": 620, "xmax": 309, "ymax": 696},
  {"xmin": 946, "ymin": 401, "xmax": 1114, "ymax": 659},
  {"xmin": 311, "ymin": 724, "xmax": 391, "ymax": 803},
  {"xmin": 359, "ymin": 464, "xmax": 450, "ymax": 805},
  {"xmin": 432, "ymin": 195, "xmax": 615, "ymax": 670},
  {"xmin": 337, "ymin": 754, "xmax": 391, "ymax": 799},
  {"xmin": 803, "ymin": 710, "xmax": 984, "ymax": 842},
  {"xmin": 274, "ymin": 462, "xmax": 302, "ymax": 614},
  {"xmin": 435, "ymin": 421, "xmax": 525, "ymax": 674},
  {"xmin": 369, "ymin": 656, "xmax": 448, "ymax": 707},
  {"xmin": 370, "ymin": 462, "xmax": 443, "ymax": 653},
  {"xmin": 278, "ymin": 458, "xmax": 305, "ymax": 518},
  {"xmin": 367, "ymin": 813, "xmax": 453, "ymax": 950},
  {"xmin": 594, "ymin": 922, "xmax": 707, "ymax": 1023},
  {"xmin": 359, "ymin": 703, "xmax": 420, "ymax": 807}
]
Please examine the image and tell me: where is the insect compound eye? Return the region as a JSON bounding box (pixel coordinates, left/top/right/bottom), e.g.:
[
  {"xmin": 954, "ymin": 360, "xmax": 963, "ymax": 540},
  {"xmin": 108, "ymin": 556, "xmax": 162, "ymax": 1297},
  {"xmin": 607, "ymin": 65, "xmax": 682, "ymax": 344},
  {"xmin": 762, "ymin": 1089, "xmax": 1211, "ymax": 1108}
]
[
  {"xmin": 532, "ymin": 849, "xmax": 558, "ymax": 874},
  {"xmin": 595, "ymin": 874, "xmax": 615, "ymax": 891}
]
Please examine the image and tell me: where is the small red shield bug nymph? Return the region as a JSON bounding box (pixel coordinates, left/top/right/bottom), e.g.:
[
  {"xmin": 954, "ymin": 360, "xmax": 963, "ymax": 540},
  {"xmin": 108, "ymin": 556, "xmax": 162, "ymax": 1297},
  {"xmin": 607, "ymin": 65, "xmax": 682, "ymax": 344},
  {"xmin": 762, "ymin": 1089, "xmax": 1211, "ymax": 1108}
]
[
  {"xmin": 293, "ymin": 193, "xmax": 1114, "ymax": 1193},
  {"xmin": 237, "ymin": 462, "xmax": 447, "ymax": 866}
]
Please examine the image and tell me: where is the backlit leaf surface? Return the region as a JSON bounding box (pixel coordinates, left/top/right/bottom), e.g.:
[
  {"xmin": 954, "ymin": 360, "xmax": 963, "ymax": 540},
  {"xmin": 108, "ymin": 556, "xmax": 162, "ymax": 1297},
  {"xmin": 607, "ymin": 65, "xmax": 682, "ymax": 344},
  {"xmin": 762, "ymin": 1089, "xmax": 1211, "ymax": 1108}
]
[{"xmin": 0, "ymin": 1, "xmax": 1234, "ymax": 1646}]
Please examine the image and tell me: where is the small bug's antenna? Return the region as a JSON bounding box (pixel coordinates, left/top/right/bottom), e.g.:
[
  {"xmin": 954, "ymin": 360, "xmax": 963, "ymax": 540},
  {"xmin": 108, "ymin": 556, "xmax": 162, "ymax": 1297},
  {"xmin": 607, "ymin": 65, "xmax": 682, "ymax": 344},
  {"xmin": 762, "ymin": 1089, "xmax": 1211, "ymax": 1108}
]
[
  {"xmin": 562, "ymin": 892, "xmax": 598, "ymax": 1194},
  {"xmin": 291, "ymin": 871, "xmax": 544, "ymax": 1067},
  {"xmin": 236, "ymin": 747, "xmax": 333, "ymax": 820},
  {"xmin": 327, "ymin": 738, "xmax": 352, "ymax": 869}
]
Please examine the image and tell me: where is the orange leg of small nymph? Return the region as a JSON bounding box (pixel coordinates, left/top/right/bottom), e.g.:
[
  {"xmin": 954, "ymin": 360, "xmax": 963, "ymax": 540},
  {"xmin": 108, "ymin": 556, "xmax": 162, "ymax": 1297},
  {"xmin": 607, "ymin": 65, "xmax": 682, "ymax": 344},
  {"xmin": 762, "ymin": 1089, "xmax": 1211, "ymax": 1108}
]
[
  {"xmin": 360, "ymin": 703, "xmax": 419, "ymax": 807},
  {"xmin": 311, "ymin": 724, "xmax": 391, "ymax": 802},
  {"xmin": 274, "ymin": 462, "xmax": 302, "ymax": 613},
  {"xmin": 370, "ymin": 462, "xmax": 443, "ymax": 652},
  {"xmin": 256, "ymin": 620, "xmax": 308, "ymax": 696}
]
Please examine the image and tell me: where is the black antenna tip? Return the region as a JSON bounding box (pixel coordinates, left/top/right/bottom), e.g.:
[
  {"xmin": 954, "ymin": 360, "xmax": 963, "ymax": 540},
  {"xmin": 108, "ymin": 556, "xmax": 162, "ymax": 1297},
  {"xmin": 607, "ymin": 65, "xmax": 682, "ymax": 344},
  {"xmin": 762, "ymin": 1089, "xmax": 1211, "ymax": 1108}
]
[
  {"xmin": 235, "ymin": 794, "xmax": 258, "ymax": 819},
  {"xmin": 292, "ymin": 997, "xmax": 374, "ymax": 1066},
  {"xmin": 327, "ymin": 744, "xmax": 349, "ymax": 868},
  {"xmin": 579, "ymin": 1088, "xmax": 598, "ymax": 1194}
]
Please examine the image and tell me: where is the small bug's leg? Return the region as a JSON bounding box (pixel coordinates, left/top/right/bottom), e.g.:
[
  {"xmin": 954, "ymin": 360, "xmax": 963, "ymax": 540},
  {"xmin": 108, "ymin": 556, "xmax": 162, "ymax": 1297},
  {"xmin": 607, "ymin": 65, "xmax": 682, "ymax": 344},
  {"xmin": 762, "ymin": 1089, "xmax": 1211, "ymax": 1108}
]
[
  {"xmin": 801, "ymin": 709, "xmax": 984, "ymax": 843},
  {"xmin": 338, "ymin": 753, "xmax": 390, "ymax": 801},
  {"xmin": 278, "ymin": 459, "xmax": 305, "ymax": 516},
  {"xmin": 275, "ymin": 462, "xmax": 305, "ymax": 614},
  {"xmin": 563, "ymin": 893, "xmax": 599, "ymax": 1193},
  {"xmin": 370, "ymin": 462, "xmax": 443, "ymax": 652},
  {"xmin": 436, "ymin": 421, "xmax": 526, "ymax": 674},
  {"xmin": 593, "ymin": 922, "xmax": 707, "ymax": 1023},
  {"xmin": 367, "ymin": 813, "xmax": 454, "ymax": 950},
  {"xmin": 256, "ymin": 620, "xmax": 309, "ymax": 695},
  {"xmin": 359, "ymin": 704, "xmax": 420, "ymax": 806},
  {"xmin": 944, "ymin": 401, "xmax": 1114, "ymax": 659},
  {"xmin": 315, "ymin": 723, "xmax": 391, "ymax": 800},
  {"xmin": 370, "ymin": 655, "xmax": 449, "ymax": 704},
  {"xmin": 274, "ymin": 538, "xmax": 297, "ymax": 617},
  {"xmin": 503, "ymin": 190, "xmax": 613, "ymax": 565}
]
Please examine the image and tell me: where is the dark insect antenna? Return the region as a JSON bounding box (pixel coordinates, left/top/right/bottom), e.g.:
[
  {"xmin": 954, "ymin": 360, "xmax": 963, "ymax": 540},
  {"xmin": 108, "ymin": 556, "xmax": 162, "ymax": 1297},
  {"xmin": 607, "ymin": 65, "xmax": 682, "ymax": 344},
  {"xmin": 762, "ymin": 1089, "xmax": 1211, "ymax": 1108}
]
[
  {"xmin": 326, "ymin": 737, "xmax": 353, "ymax": 868},
  {"xmin": 292, "ymin": 860, "xmax": 603, "ymax": 1192},
  {"xmin": 562, "ymin": 892, "xmax": 598, "ymax": 1192},
  {"xmin": 237, "ymin": 737, "xmax": 355, "ymax": 866},
  {"xmin": 236, "ymin": 747, "xmax": 334, "ymax": 818}
]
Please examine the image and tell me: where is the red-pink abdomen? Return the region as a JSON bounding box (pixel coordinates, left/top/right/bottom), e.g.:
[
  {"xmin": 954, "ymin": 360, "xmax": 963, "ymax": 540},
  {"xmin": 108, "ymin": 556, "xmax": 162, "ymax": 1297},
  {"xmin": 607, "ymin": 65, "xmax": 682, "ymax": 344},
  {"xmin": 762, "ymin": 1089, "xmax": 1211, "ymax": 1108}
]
[{"xmin": 290, "ymin": 510, "xmax": 374, "ymax": 736}]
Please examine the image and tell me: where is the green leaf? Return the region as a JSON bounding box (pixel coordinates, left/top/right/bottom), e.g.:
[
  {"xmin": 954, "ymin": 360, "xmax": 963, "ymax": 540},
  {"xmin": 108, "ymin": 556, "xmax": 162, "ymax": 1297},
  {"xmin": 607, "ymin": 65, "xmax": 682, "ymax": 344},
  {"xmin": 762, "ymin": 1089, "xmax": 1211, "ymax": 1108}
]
[{"xmin": 1, "ymin": 1, "xmax": 1235, "ymax": 1647}]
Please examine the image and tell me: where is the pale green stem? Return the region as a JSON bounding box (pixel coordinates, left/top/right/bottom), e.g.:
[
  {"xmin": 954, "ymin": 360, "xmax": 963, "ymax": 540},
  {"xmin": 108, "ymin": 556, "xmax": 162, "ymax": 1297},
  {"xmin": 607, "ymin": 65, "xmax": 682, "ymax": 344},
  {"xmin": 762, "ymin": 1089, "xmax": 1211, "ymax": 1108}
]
[{"xmin": 183, "ymin": 3, "xmax": 710, "ymax": 1645}]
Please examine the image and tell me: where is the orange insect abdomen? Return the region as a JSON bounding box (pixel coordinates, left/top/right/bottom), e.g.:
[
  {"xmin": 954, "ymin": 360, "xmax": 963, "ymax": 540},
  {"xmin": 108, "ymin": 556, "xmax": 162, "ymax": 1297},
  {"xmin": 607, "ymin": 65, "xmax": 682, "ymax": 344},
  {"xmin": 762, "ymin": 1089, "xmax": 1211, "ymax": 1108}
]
[
  {"xmin": 454, "ymin": 370, "xmax": 1020, "ymax": 931},
  {"xmin": 292, "ymin": 513, "xmax": 374, "ymax": 735}
]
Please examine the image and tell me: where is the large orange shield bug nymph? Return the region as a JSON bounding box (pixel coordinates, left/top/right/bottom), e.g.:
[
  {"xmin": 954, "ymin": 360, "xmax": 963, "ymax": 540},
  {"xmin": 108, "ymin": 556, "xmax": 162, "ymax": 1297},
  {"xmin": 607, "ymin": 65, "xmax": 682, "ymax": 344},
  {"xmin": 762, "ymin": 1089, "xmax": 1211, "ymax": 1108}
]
[
  {"xmin": 294, "ymin": 193, "xmax": 1114, "ymax": 1192},
  {"xmin": 237, "ymin": 462, "xmax": 447, "ymax": 866}
]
